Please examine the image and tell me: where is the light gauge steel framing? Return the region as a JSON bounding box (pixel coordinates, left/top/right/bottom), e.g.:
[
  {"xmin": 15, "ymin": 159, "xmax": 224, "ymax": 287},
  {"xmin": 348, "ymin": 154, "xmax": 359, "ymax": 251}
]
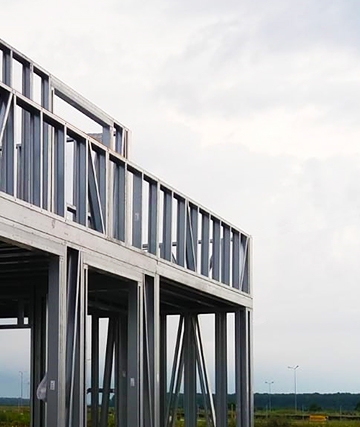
[{"xmin": 0, "ymin": 38, "xmax": 253, "ymax": 427}]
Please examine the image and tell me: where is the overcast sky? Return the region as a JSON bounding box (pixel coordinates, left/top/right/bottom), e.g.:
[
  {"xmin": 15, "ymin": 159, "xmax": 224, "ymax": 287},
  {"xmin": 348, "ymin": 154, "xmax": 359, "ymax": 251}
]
[{"xmin": 1, "ymin": 0, "xmax": 360, "ymax": 397}]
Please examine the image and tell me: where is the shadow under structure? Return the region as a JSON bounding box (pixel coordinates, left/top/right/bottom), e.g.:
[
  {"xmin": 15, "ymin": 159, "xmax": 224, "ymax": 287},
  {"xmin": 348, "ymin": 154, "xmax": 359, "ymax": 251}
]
[{"xmin": 0, "ymin": 38, "xmax": 253, "ymax": 427}]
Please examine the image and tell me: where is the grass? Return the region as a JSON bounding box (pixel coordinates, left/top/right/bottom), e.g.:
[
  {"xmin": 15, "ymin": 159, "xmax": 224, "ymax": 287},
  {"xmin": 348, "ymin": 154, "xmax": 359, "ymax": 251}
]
[
  {"xmin": 0, "ymin": 406, "xmax": 359, "ymax": 427},
  {"xmin": 0, "ymin": 406, "xmax": 30, "ymax": 426}
]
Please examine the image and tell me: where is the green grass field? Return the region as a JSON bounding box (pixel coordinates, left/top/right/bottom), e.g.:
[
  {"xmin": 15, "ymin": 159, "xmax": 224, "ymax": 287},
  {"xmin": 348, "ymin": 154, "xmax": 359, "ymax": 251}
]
[
  {"xmin": 0, "ymin": 406, "xmax": 359, "ymax": 426},
  {"xmin": 0, "ymin": 406, "xmax": 30, "ymax": 426}
]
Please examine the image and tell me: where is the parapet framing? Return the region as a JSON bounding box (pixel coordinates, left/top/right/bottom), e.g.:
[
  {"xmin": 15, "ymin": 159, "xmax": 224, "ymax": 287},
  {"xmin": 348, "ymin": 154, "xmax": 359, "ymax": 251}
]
[{"xmin": 0, "ymin": 38, "xmax": 253, "ymax": 427}]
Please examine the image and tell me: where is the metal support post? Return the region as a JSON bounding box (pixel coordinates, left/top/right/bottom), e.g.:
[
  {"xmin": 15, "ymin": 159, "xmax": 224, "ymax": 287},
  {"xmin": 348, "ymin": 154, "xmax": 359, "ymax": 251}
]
[
  {"xmin": 127, "ymin": 281, "xmax": 143, "ymax": 427},
  {"xmin": 47, "ymin": 255, "xmax": 67, "ymax": 427},
  {"xmin": 160, "ymin": 314, "xmax": 167, "ymax": 427},
  {"xmin": 91, "ymin": 315, "xmax": 99, "ymax": 427},
  {"xmin": 30, "ymin": 285, "xmax": 46, "ymax": 427},
  {"xmin": 115, "ymin": 315, "xmax": 128, "ymax": 427},
  {"xmin": 184, "ymin": 315, "xmax": 197, "ymax": 427},
  {"xmin": 235, "ymin": 308, "xmax": 252, "ymax": 427},
  {"xmin": 100, "ymin": 318, "xmax": 115, "ymax": 427},
  {"xmin": 143, "ymin": 275, "xmax": 160, "ymax": 427},
  {"xmin": 66, "ymin": 249, "xmax": 86, "ymax": 427},
  {"xmin": 215, "ymin": 312, "xmax": 228, "ymax": 427}
]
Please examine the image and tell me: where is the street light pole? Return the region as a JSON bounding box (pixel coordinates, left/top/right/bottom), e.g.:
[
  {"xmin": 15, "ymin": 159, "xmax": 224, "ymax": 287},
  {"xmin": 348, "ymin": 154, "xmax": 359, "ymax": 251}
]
[
  {"xmin": 19, "ymin": 371, "xmax": 24, "ymax": 409},
  {"xmin": 288, "ymin": 365, "xmax": 299, "ymax": 413},
  {"xmin": 265, "ymin": 381, "xmax": 274, "ymax": 411}
]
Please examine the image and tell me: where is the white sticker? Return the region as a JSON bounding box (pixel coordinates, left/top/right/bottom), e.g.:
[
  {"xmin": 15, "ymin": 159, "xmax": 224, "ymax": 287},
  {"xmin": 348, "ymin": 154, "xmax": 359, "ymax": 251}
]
[
  {"xmin": 130, "ymin": 378, "xmax": 135, "ymax": 387},
  {"xmin": 50, "ymin": 380, "xmax": 56, "ymax": 391}
]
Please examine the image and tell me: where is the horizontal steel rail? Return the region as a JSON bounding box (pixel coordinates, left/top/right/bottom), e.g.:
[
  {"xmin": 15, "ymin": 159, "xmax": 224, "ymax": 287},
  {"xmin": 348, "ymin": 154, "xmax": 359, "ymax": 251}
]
[{"xmin": 0, "ymin": 44, "xmax": 251, "ymax": 295}]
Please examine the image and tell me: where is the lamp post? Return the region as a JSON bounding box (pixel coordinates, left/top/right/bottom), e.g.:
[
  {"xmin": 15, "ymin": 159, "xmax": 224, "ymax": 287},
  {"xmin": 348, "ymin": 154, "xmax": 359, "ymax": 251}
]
[
  {"xmin": 19, "ymin": 371, "xmax": 24, "ymax": 409},
  {"xmin": 265, "ymin": 381, "xmax": 274, "ymax": 411},
  {"xmin": 288, "ymin": 365, "xmax": 299, "ymax": 413}
]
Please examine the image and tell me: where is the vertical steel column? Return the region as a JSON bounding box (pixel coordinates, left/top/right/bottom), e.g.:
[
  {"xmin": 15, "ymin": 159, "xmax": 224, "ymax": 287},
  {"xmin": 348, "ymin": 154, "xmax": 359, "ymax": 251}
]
[
  {"xmin": 176, "ymin": 197, "xmax": 186, "ymax": 267},
  {"xmin": 143, "ymin": 275, "xmax": 159, "ymax": 427},
  {"xmin": 88, "ymin": 145, "xmax": 105, "ymax": 233},
  {"xmin": 20, "ymin": 62, "xmax": 33, "ymax": 202},
  {"xmin": 190, "ymin": 205, "xmax": 198, "ymax": 267},
  {"xmin": 115, "ymin": 126, "xmax": 123, "ymax": 154},
  {"xmin": 91, "ymin": 315, "xmax": 100, "ymax": 427},
  {"xmin": 32, "ymin": 111, "xmax": 42, "ymax": 207},
  {"xmin": 54, "ymin": 127, "xmax": 65, "ymax": 216},
  {"xmin": 221, "ymin": 226, "xmax": 230, "ymax": 285},
  {"xmin": 215, "ymin": 312, "xmax": 228, "ymax": 427},
  {"xmin": 235, "ymin": 308, "xmax": 251, "ymax": 427},
  {"xmin": 132, "ymin": 172, "xmax": 143, "ymax": 249},
  {"xmin": 66, "ymin": 250, "xmax": 86, "ymax": 427},
  {"xmin": 161, "ymin": 190, "xmax": 172, "ymax": 261},
  {"xmin": 102, "ymin": 125, "xmax": 111, "ymax": 148},
  {"xmin": 127, "ymin": 281, "xmax": 143, "ymax": 427},
  {"xmin": 113, "ymin": 161, "xmax": 126, "ymax": 241},
  {"xmin": 2, "ymin": 47, "xmax": 12, "ymax": 86},
  {"xmin": 41, "ymin": 77, "xmax": 50, "ymax": 209},
  {"xmin": 1, "ymin": 92, "xmax": 15, "ymax": 195},
  {"xmin": 30, "ymin": 285, "xmax": 46, "ymax": 427},
  {"xmin": 74, "ymin": 138, "xmax": 87, "ymax": 226},
  {"xmin": 148, "ymin": 180, "xmax": 158, "ymax": 255},
  {"xmin": 212, "ymin": 220, "xmax": 221, "ymax": 281},
  {"xmin": 201, "ymin": 212, "xmax": 210, "ymax": 277},
  {"xmin": 232, "ymin": 232, "xmax": 240, "ymax": 290},
  {"xmin": 160, "ymin": 314, "xmax": 167, "ymax": 427},
  {"xmin": 248, "ymin": 310, "xmax": 254, "ymax": 427},
  {"xmin": 115, "ymin": 315, "xmax": 128, "ymax": 427},
  {"xmin": 95, "ymin": 148, "xmax": 107, "ymax": 230},
  {"xmin": 100, "ymin": 318, "xmax": 115, "ymax": 427},
  {"xmin": 184, "ymin": 315, "xmax": 197, "ymax": 427},
  {"xmin": 240, "ymin": 235, "xmax": 249, "ymax": 293},
  {"xmin": 47, "ymin": 255, "xmax": 67, "ymax": 427}
]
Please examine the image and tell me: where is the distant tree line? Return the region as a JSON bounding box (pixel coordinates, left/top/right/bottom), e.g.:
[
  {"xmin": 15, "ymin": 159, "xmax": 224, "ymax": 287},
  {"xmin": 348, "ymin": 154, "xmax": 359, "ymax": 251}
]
[
  {"xmin": 2, "ymin": 393, "xmax": 360, "ymax": 411},
  {"xmin": 0, "ymin": 397, "xmax": 30, "ymax": 406},
  {"xmin": 253, "ymin": 393, "xmax": 360, "ymax": 411}
]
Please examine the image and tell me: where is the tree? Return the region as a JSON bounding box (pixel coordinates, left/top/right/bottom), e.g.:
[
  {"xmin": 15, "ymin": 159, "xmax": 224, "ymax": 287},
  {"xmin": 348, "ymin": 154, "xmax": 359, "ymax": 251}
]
[{"xmin": 309, "ymin": 403, "xmax": 322, "ymax": 412}]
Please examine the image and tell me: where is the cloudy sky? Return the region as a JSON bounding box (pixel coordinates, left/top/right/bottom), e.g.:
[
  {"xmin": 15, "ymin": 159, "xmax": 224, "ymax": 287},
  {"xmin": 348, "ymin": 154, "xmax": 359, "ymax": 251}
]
[{"xmin": 1, "ymin": 0, "xmax": 360, "ymax": 396}]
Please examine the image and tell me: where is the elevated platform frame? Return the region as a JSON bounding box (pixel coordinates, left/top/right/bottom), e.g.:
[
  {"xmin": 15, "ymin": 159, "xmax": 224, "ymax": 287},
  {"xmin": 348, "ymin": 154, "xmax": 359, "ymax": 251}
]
[{"xmin": 0, "ymin": 39, "xmax": 253, "ymax": 427}]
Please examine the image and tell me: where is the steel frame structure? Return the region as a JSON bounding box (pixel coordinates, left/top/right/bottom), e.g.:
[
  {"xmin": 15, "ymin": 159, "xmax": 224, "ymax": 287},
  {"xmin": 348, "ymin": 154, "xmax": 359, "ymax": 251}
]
[{"xmin": 0, "ymin": 38, "xmax": 253, "ymax": 427}]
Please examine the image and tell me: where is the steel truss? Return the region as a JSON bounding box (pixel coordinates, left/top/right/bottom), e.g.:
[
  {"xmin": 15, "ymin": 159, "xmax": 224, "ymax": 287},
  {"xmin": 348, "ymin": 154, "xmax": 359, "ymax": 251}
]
[{"xmin": 0, "ymin": 38, "xmax": 254, "ymax": 427}]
